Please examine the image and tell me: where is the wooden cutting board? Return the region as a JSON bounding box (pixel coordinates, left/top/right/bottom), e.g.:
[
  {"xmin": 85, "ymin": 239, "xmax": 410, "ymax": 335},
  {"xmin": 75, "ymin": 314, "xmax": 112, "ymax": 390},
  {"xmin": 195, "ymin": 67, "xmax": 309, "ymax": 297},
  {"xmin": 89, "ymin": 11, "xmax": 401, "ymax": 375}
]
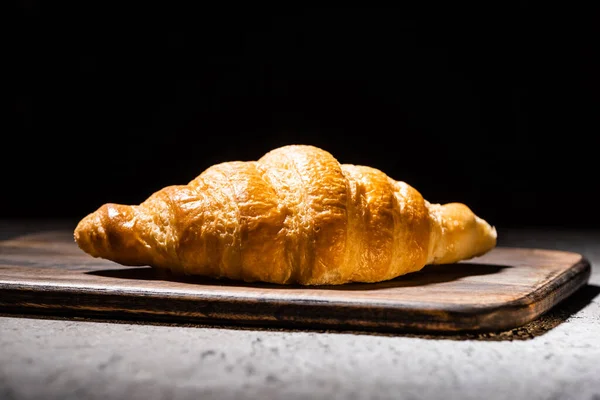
[{"xmin": 0, "ymin": 230, "xmax": 591, "ymax": 333}]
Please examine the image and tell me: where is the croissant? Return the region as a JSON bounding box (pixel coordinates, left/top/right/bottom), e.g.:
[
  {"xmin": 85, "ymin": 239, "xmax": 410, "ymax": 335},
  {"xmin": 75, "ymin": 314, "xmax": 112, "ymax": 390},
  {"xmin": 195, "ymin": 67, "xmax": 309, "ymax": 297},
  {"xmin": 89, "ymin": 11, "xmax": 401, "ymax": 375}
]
[{"xmin": 74, "ymin": 144, "xmax": 497, "ymax": 285}]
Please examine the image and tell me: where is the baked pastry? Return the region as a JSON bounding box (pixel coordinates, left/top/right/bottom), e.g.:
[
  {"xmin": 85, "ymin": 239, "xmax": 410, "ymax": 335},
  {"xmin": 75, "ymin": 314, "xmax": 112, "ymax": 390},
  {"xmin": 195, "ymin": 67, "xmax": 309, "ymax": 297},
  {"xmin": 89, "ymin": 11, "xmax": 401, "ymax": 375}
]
[{"xmin": 74, "ymin": 144, "xmax": 497, "ymax": 285}]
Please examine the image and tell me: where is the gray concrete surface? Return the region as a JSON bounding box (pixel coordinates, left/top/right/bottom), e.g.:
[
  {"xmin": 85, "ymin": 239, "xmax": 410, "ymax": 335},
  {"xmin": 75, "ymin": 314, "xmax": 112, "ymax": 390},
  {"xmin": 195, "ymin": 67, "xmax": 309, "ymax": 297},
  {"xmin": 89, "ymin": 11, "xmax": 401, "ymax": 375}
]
[{"xmin": 1, "ymin": 227, "xmax": 599, "ymax": 400}]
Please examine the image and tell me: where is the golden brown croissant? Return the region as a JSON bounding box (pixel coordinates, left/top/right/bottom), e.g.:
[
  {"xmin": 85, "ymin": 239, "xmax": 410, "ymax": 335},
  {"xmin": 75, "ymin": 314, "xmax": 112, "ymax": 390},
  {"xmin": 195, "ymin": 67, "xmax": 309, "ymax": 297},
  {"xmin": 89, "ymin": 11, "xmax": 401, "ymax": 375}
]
[{"xmin": 74, "ymin": 144, "xmax": 497, "ymax": 285}]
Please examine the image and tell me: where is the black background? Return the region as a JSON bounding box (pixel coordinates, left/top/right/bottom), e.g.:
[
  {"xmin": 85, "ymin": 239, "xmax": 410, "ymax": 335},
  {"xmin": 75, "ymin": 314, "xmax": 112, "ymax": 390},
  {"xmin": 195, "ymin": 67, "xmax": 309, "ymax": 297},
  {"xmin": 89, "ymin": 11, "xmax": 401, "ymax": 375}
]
[{"xmin": 8, "ymin": 4, "xmax": 600, "ymax": 229}]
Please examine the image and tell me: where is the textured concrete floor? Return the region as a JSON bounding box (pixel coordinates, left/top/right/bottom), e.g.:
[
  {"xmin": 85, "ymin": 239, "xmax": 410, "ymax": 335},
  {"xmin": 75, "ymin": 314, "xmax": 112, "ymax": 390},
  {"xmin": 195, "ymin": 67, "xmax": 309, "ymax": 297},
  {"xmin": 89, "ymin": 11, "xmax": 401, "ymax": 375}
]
[{"xmin": 1, "ymin": 227, "xmax": 599, "ymax": 400}]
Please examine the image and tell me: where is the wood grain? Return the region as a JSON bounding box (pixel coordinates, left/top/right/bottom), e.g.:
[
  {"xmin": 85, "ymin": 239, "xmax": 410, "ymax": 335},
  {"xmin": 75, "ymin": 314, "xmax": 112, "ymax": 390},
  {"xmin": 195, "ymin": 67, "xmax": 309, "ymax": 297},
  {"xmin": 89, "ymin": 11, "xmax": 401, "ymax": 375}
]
[{"xmin": 0, "ymin": 230, "xmax": 591, "ymax": 333}]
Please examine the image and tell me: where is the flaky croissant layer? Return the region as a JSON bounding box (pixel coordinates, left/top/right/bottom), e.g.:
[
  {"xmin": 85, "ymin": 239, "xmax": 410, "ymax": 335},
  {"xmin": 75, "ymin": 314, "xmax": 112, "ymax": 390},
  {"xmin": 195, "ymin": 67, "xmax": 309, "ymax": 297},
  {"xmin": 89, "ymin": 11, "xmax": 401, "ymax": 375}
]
[{"xmin": 74, "ymin": 144, "xmax": 497, "ymax": 285}]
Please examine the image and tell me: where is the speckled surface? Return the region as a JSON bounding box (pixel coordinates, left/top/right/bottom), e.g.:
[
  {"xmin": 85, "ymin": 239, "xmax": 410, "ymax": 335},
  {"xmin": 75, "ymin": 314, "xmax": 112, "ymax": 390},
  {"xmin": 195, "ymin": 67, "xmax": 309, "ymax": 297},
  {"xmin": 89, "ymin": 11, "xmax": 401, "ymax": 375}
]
[{"xmin": 1, "ymin": 225, "xmax": 599, "ymax": 400}]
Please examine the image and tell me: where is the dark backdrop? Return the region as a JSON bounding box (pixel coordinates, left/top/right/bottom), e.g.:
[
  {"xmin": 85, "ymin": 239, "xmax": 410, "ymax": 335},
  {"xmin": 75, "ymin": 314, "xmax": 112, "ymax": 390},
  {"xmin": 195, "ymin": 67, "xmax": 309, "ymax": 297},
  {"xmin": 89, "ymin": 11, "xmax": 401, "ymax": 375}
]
[{"xmin": 8, "ymin": 5, "xmax": 600, "ymax": 229}]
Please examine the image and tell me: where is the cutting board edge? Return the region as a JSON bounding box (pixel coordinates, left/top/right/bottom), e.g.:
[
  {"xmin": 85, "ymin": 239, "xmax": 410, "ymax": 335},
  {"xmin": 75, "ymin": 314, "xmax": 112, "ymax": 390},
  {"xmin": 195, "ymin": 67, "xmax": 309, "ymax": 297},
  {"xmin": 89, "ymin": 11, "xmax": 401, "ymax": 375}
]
[
  {"xmin": 467, "ymin": 255, "xmax": 591, "ymax": 331},
  {"xmin": 0, "ymin": 255, "xmax": 591, "ymax": 334}
]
